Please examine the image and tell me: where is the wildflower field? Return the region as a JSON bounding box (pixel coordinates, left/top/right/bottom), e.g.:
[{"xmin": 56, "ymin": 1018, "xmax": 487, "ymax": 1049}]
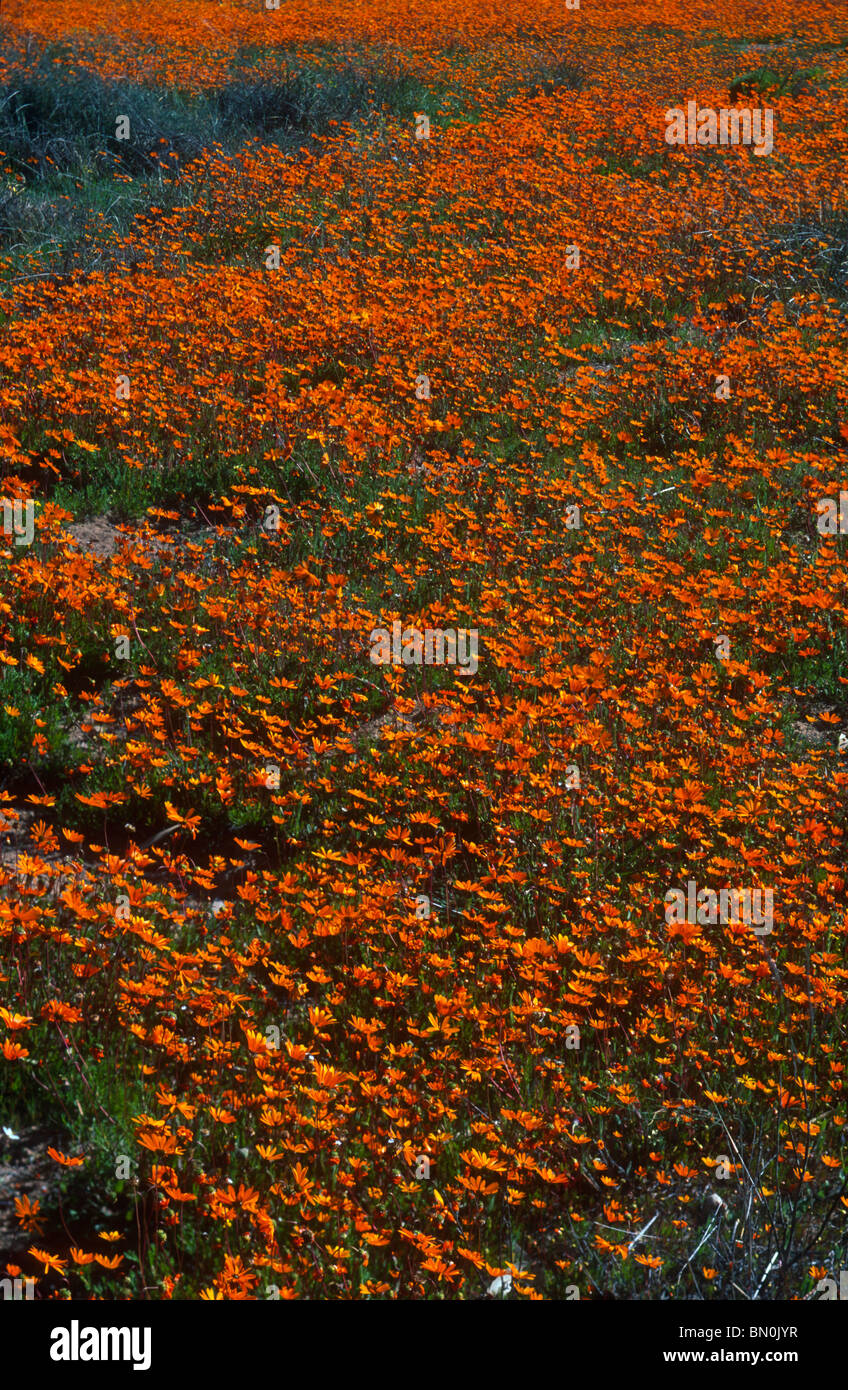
[{"xmin": 1, "ymin": 0, "xmax": 848, "ymax": 1303}]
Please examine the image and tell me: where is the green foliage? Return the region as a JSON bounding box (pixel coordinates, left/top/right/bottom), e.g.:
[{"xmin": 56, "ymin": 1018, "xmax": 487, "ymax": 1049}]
[{"xmin": 729, "ymin": 64, "xmax": 824, "ymax": 102}]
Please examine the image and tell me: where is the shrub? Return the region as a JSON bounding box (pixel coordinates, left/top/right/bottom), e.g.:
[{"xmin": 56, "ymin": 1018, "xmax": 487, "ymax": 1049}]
[{"xmin": 729, "ymin": 65, "xmax": 824, "ymax": 102}]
